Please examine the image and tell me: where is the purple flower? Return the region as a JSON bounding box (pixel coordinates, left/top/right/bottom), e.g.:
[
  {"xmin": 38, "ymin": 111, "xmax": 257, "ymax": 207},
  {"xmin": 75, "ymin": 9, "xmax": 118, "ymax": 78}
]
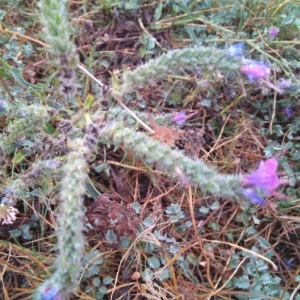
[
  {"xmin": 227, "ymin": 42, "xmax": 244, "ymax": 58},
  {"xmin": 241, "ymin": 158, "xmax": 288, "ymax": 206},
  {"xmin": 285, "ymin": 258, "xmax": 294, "ymax": 269},
  {"xmin": 284, "ymin": 106, "xmax": 293, "ymax": 118},
  {"xmin": 41, "ymin": 286, "xmax": 62, "ymax": 300},
  {"xmin": 269, "ymin": 27, "xmax": 279, "ymax": 38},
  {"xmin": 243, "ymin": 158, "xmax": 280, "ymax": 196},
  {"xmin": 14, "ymin": 137, "xmax": 25, "ymax": 148},
  {"xmin": 172, "ymin": 111, "xmax": 186, "ymax": 125},
  {"xmin": 240, "ymin": 60, "xmax": 270, "ymax": 82},
  {"xmin": 279, "ymin": 78, "xmax": 291, "ymax": 89},
  {"xmin": 0, "ymin": 100, "xmax": 5, "ymax": 111},
  {"xmin": 241, "ymin": 188, "xmax": 266, "ymax": 206}
]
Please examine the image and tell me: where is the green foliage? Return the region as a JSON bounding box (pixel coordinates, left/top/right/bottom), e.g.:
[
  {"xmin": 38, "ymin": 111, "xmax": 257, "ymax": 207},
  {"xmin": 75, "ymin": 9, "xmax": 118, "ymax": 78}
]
[
  {"xmin": 34, "ymin": 140, "xmax": 88, "ymax": 299},
  {"xmin": 1, "ymin": 0, "xmax": 300, "ymax": 299},
  {"xmin": 97, "ymin": 122, "xmax": 242, "ymax": 196},
  {"xmin": 230, "ymin": 251, "xmax": 288, "ymax": 300},
  {"xmin": 38, "ymin": 0, "xmax": 75, "ymax": 57},
  {"xmin": 0, "ymin": 101, "xmax": 51, "ymax": 150},
  {"xmin": 165, "ymin": 203, "xmax": 184, "ymax": 222},
  {"xmin": 117, "ymin": 46, "xmax": 242, "ymax": 97}
]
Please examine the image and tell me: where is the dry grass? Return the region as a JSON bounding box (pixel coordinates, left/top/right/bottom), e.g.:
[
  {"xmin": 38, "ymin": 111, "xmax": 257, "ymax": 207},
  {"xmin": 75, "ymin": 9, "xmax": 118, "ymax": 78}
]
[{"xmin": 1, "ymin": 1, "xmax": 300, "ymax": 299}]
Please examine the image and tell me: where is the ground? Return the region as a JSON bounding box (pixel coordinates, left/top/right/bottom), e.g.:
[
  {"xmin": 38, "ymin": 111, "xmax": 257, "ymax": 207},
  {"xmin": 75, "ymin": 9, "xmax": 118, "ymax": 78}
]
[{"xmin": 1, "ymin": 1, "xmax": 300, "ymax": 299}]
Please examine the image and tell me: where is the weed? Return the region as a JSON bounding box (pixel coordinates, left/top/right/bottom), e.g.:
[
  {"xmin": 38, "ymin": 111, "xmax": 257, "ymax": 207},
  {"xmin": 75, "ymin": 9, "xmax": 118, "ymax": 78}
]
[{"xmin": 0, "ymin": 1, "xmax": 300, "ymax": 300}]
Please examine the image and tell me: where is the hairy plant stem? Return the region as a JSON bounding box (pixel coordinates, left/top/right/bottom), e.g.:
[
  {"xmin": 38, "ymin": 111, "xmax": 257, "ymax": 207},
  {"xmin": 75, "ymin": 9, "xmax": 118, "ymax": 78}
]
[
  {"xmin": 33, "ymin": 139, "xmax": 88, "ymax": 300},
  {"xmin": 98, "ymin": 122, "xmax": 242, "ymax": 197}
]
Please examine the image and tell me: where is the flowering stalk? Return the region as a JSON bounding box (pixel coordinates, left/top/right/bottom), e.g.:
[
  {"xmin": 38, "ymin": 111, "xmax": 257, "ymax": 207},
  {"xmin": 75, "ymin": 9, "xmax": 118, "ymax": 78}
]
[
  {"xmin": 38, "ymin": 0, "xmax": 79, "ymax": 97},
  {"xmin": 97, "ymin": 123, "xmax": 289, "ymax": 205},
  {"xmin": 98, "ymin": 122, "xmax": 242, "ymax": 197},
  {"xmin": 100, "ymin": 106, "xmax": 173, "ymax": 126},
  {"xmin": 115, "ymin": 47, "xmax": 243, "ymax": 97},
  {"xmin": 38, "ymin": 0, "xmax": 75, "ymax": 57},
  {"xmin": 33, "ymin": 139, "xmax": 88, "ymax": 300}
]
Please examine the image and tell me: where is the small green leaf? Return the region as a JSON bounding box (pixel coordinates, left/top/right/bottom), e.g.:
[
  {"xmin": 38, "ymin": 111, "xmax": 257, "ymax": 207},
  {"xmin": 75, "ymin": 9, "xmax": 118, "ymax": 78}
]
[
  {"xmin": 93, "ymin": 257, "xmax": 103, "ymax": 265},
  {"xmin": 23, "ymin": 43, "xmax": 33, "ymax": 58},
  {"xmin": 85, "ymin": 179, "xmax": 100, "ymax": 199},
  {"xmin": 9, "ymin": 229, "xmax": 22, "ymax": 238},
  {"xmin": 139, "ymin": 46, "xmax": 147, "ymax": 58},
  {"xmin": 173, "ymin": 2, "xmax": 192, "ymax": 14},
  {"xmin": 96, "ymin": 286, "xmax": 107, "ymax": 297},
  {"xmin": 199, "ymin": 206, "xmax": 209, "ymax": 214},
  {"xmin": 147, "ymin": 256, "xmax": 160, "ymax": 269},
  {"xmin": 235, "ymin": 275, "xmax": 250, "ymax": 289},
  {"xmin": 252, "ymin": 215, "xmax": 261, "ymax": 224},
  {"xmin": 157, "ymin": 268, "xmax": 170, "ymax": 280},
  {"xmin": 88, "ymin": 265, "xmax": 100, "ymax": 276},
  {"xmin": 187, "ymin": 254, "xmax": 198, "ymax": 266},
  {"xmin": 45, "ymin": 122, "xmax": 56, "ymax": 134},
  {"xmin": 209, "ymin": 201, "xmax": 220, "ymax": 210},
  {"xmin": 246, "ymin": 226, "xmax": 258, "ymax": 235},
  {"xmin": 225, "ymin": 232, "xmax": 234, "ymax": 242},
  {"xmin": 103, "ymin": 276, "xmax": 113, "ymax": 285},
  {"xmin": 94, "ymin": 163, "xmax": 110, "ymax": 174},
  {"xmin": 208, "ymin": 222, "xmax": 220, "ymax": 231},
  {"xmin": 93, "ymin": 277, "xmax": 101, "ymax": 287},
  {"xmin": 179, "ymin": 260, "xmax": 198, "ymax": 284},
  {"xmin": 260, "ymin": 273, "xmax": 273, "ymax": 285},
  {"xmin": 125, "ymin": 1, "xmax": 140, "ymax": 9},
  {"xmin": 131, "ymin": 202, "xmax": 141, "ymax": 214},
  {"xmin": 256, "ymin": 259, "xmax": 269, "ymax": 271},
  {"xmin": 141, "ymin": 268, "xmax": 154, "ymax": 281},
  {"xmin": 0, "ymin": 9, "xmax": 6, "ymax": 20},
  {"xmin": 154, "ymin": 231, "xmax": 165, "ymax": 241},
  {"xmin": 12, "ymin": 152, "xmax": 26, "ymax": 164},
  {"xmin": 84, "ymin": 93, "xmax": 94, "ymax": 111},
  {"xmin": 120, "ymin": 237, "xmax": 131, "ymax": 248},
  {"xmin": 110, "ymin": 71, "xmax": 120, "ymax": 90},
  {"xmin": 20, "ymin": 224, "xmax": 33, "ymax": 240},
  {"xmin": 143, "ymin": 216, "xmax": 154, "ymax": 227},
  {"xmin": 10, "ymin": 67, "xmax": 43, "ymax": 90},
  {"xmin": 106, "ymin": 229, "xmax": 117, "ymax": 243},
  {"xmin": 257, "ymin": 236, "xmax": 270, "ymax": 249},
  {"xmin": 185, "ymin": 220, "xmax": 192, "ymax": 227},
  {"xmin": 154, "ymin": 2, "xmax": 162, "ymax": 21},
  {"xmin": 229, "ymin": 258, "xmax": 240, "ymax": 268}
]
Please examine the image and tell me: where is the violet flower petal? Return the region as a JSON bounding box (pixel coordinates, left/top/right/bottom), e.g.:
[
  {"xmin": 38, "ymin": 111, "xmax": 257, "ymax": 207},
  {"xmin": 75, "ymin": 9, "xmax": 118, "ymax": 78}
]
[
  {"xmin": 41, "ymin": 286, "xmax": 62, "ymax": 300},
  {"xmin": 284, "ymin": 106, "xmax": 293, "ymax": 118},
  {"xmin": 0, "ymin": 100, "xmax": 5, "ymax": 111},
  {"xmin": 269, "ymin": 27, "xmax": 279, "ymax": 38},
  {"xmin": 243, "ymin": 158, "xmax": 280, "ymax": 196},
  {"xmin": 241, "ymin": 188, "xmax": 267, "ymax": 206},
  {"xmin": 240, "ymin": 60, "xmax": 270, "ymax": 82},
  {"xmin": 172, "ymin": 111, "xmax": 186, "ymax": 125},
  {"xmin": 227, "ymin": 42, "xmax": 244, "ymax": 58},
  {"xmin": 279, "ymin": 78, "xmax": 291, "ymax": 89}
]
